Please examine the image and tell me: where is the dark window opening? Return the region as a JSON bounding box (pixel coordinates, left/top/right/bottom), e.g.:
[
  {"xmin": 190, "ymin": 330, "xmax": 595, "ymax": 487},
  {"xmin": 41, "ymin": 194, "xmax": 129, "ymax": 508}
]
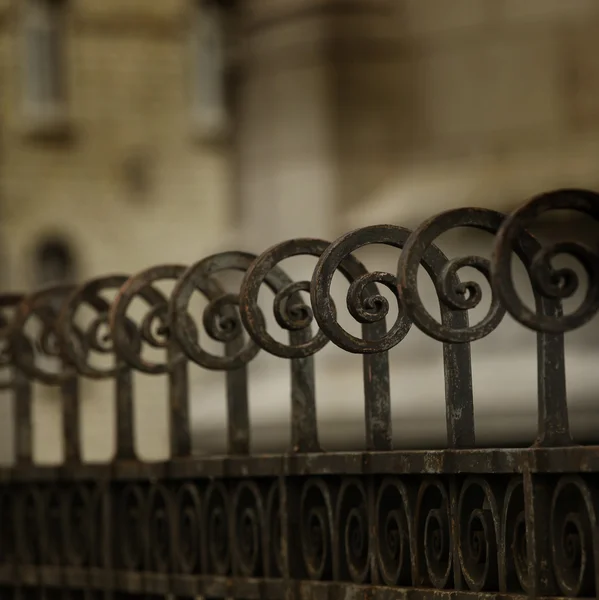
[{"xmin": 33, "ymin": 236, "xmax": 76, "ymax": 287}]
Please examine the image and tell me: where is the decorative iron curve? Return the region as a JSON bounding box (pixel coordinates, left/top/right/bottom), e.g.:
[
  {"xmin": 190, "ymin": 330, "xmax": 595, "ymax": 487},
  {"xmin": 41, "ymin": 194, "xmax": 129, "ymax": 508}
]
[{"xmin": 0, "ymin": 188, "xmax": 597, "ymax": 599}]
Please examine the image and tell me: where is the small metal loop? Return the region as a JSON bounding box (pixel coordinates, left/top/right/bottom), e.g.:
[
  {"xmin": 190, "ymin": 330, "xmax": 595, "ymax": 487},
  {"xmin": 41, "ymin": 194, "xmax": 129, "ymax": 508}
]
[
  {"xmin": 501, "ymin": 478, "xmax": 531, "ymax": 594},
  {"xmin": 492, "ymin": 188, "xmax": 599, "ymax": 333},
  {"xmin": 375, "ymin": 478, "xmax": 413, "ymax": 587},
  {"xmin": 397, "ymin": 208, "xmax": 507, "ymax": 344},
  {"xmin": 457, "ymin": 477, "xmax": 500, "ymax": 592},
  {"xmin": 0, "ymin": 294, "xmax": 25, "ymax": 390},
  {"xmin": 299, "ymin": 478, "xmax": 334, "ymax": 581},
  {"xmin": 415, "ymin": 479, "xmax": 452, "ymax": 589},
  {"xmin": 57, "ymin": 275, "xmax": 137, "ymax": 379},
  {"xmin": 550, "ymin": 476, "xmax": 597, "ymax": 597},
  {"xmin": 204, "ymin": 481, "xmax": 231, "ymax": 575},
  {"xmin": 335, "ymin": 478, "xmax": 370, "ymax": 584},
  {"xmin": 62, "ymin": 483, "xmax": 93, "ymax": 567},
  {"xmin": 265, "ymin": 481, "xmax": 283, "ymax": 578},
  {"xmin": 174, "ymin": 483, "xmax": 204, "ymax": 574},
  {"xmin": 17, "ymin": 485, "xmax": 44, "ymax": 565},
  {"xmin": 109, "ymin": 265, "xmax": 194, "ymax": 374},
  {"xmin": 118, "ymin": 483, "xmax": 147, "ymax": 570},
  {"xmin": 0, "ymin": 489, "xmax": 16, "ymax": 564},
  {"xmin": 168, "ymin": 252, "xmax": 263, "ymax": 370},
  {"xmin": 306, "ymin": 228, "xmax": 412, "ymax": 354},
  {"xmin": 232, "ymin": 480, "xmax": 265, "ymax": 578},
  {"xmin": 238, "ymin": 239, "xmax": 334, "ymax": 358},
  {"xmin": 147, "ymin": 484, "xmax": 174, "ymax": 573},
  {"xmin": 10, "ymin": 285, "xmax": 80, "ymax": 385}
]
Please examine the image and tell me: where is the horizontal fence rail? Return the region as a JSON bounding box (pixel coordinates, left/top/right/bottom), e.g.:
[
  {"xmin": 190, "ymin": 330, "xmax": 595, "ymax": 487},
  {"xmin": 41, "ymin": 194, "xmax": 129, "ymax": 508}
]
[{"xmin": 0, "ymin": 188, "xmax": 597, "ymax": 599}]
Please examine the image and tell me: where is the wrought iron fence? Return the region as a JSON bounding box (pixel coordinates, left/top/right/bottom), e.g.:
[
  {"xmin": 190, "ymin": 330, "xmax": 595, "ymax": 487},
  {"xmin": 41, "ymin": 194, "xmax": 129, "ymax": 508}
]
[{"xmin": 0, "ymin": 188, "xmax": 597, "ymax": 599}]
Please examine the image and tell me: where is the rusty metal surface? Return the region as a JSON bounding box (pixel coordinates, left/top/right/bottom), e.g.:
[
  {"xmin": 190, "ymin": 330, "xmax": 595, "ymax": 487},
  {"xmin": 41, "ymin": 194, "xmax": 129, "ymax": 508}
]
[{"xmin": 0, "ymin": 188, "xmax": 597, "ymax": 599}]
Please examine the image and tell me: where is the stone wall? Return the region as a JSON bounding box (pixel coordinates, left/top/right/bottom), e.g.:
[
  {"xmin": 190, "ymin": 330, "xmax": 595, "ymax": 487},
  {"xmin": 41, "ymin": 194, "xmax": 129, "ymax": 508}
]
[
  {"xmin": 0, "ymin": 0, "xmax": 597, "ymax": 461},
  {"xmin": 0, "ymin": 0, "xmax": 232, "ymax": 289},
  {"xmin": 0, "ymin": 0, "xmax": 233, "ymax": 463}
]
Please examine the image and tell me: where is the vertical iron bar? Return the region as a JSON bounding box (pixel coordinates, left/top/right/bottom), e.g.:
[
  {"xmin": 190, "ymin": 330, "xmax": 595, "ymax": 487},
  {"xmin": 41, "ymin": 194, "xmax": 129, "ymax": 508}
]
[
  {"xmin": 225, "ymin": 335, "xmax": 250, "ymax": 455},
  {"xmin": 13, "ymin": 370, "xmax": 32, "ymax": 466},
  {"xmin": 362, "ymin": 320, "xmax": 391, "ymax": 451},
  {"xmin": 536, "ymin": 330, "xmax": 572, "ymax": 446},
  {"xmin": 115, "ymin": 365, "xmax": 135, "ymax": 460},
  {"xmin": 523, "ymin": 467, "xmax": 557, "ymax": 597},
  {"xmin": 168, "ymin": 345, "xmax": 191, "ymax": 459},
  {"xmin": 289, "ymin": 329, "xmax": 318, "ymax": 453},
  {"xmin": 61, "ymin": 370, "xmax": 80, "ymax": 464}
]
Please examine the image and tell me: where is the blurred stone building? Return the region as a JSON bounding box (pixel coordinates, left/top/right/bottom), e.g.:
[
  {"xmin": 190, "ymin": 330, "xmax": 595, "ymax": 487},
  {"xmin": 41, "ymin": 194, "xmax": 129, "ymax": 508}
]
[{"xmin": 0, "ymin": 0, "xmax": 598, "ymax": 462}]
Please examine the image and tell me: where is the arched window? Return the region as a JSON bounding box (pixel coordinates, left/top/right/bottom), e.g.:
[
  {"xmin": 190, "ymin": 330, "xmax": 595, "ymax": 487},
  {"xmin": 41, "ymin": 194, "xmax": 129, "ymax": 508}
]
[
  {"xmin": 189, "ymin": 0, "xmax": 233, "ymax": 140},
  {"xmin": 32, "ymin": 235, "xmax": 76, "ymax": 287},
  {"xmin": 22, "ymin": 0, "xmax": 68, "ymax": 125}
]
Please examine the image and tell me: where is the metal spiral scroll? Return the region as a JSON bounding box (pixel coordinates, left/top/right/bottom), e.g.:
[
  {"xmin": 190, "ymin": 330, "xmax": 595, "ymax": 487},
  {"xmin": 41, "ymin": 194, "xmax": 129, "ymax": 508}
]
[
  {"xmin": 300, "ymin": 228, "xmax": 411, "ymax": 354},
  {"xmin": 204, "ymin": 482, "xmax": 231, "ymax": 575},
  {"xmin": 109, "ymin": 266, "xmax": 188, "ymax": 375},
  {"xmin": 42, "ymin": 486, "xmax": 64, "ymax": 566},
  {"xmin": 501, "ymin": 478, "xmax": 530, "ymax": 593},
  {"xmin": 9, "ymin": 286, "xmax": 78, "ymax": 385},
  {"xmin": 16, "ymin": 485, "xmax": 44, "ymax": 565},
  {"xmin": 62, "ymin": 484, "xmax": 93, "ymax": 567},
  {"xmin": 335, "ymin": 478, "xmax": 370, "ymax": 583},
  {"xmin": 396, "ymin": 209, "xmax": 509, "ymax": 344},
  {"xmin": 118, "ymin": 484, "xmax": 146, "ymax": 570},
  {"xmin": 457, "ymin": 478, "xmax": 500, "ymax": 592},
  {"xmin": 265, "ymin": 481, "xmax": 283, "ymax": 577},
  {"xmin": 166, "ymin": 253, "xmax": 259, "ymax": 370},
  {"xmin": 89, "ymin": 485, "xmax": 110, "ymax": 569},
  {"xmin": 241, "ymin": 236, "xmax": 414, "ymax": 357},
  {"xmin": 0, "ymin": 294, "xmax": 24, "ymax": 390},
  {"xmin": 235, "ymin": 241, "xmax": 327, "ymax": 359},
  {"xmin": 171, "ymin": 249, "xmax": 316, "ymax": 367},
  {"xmin": 415, "ymin": 479, "xmax": 452, "ymax": 589},
  {"xmin": 375, "ymin": 478, "xmax": 413, "ymax": 586},
  {"xmin": 550, "ymin": 476, "xmax": 597, "ymax": 597},
  {"xmin": 233, "ymin": 481, "xmax": 265, "ymax": 577},
  {"xmin": 174, "ymin": 483, "xmax": 204, "ymax": 574},
  {"xmin": 492, "ymin": 188, "xmax": 599, "ymax": 334},
  {"xmin": 147, "ymin": 484, "xmax": 174, "ymax": 572},
  {"xmin": 57, "ymin": 275, "xmax": 137, "ymax": 379},
  {"xmin": 0, "ymin": 489, "xmax": 15, "ymax": 565},
  {"xmin": 299, "ymin": 478, "xmax": 334, "ymax": 581}
]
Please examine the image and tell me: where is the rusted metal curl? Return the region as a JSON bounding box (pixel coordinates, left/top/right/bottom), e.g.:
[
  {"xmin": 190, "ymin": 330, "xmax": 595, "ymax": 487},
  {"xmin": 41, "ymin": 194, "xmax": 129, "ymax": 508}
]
[
  {"xmin": 265, "ymin": 480, "xmax": 283, "ymax": 578},
  {"xmin": 299, "ymin": 478, "xmax": 334, "ymax": 581},
  {"xmin": 10, "ymin": 285, "xmax": 78, "ymax": 386},
  {"xmin": 396, "ymin": 210, "xmax": 507, "ymax": 344},
  {"xmin": 375, "ymin": 478, "xmax": 412, "ymax": 587},
  {"xmin": 42, "ymin": 485, "xmax": 64, "ymax": 567},
  {"xmin": 204, "ymin": 481, "xmax": 231, "ymax": 576},
  {"xmin": 109, "ymin": 266, "xmax": 188, "ymax": 375},
  {"xmin": 62, "ymin": 484, "xmax": 93, "ymax": 568},
  {"xmin": 335, "ymin": 478, "xmax": 370, "ymax": 584},
  {"xmin": 0, "ymin": 294, "xmax": 24, "ymax": 391},
  {"xmin": 16, "ymin": 484, "xmax": 44, "ymax": 565},
  {"xmin": 168, "ymin": 253, "xmax": 259, "ymax": 370},
  {"xmin": 232, "ymin": 480, "xmax": 265, "ymax": 577},
  {"xmin": 174, "ymin": 483, "xmax": 204, "ymax": 574},
  {"xmin": 492, "ymin": 188, "xmax": 599, "ymax": 334},
  {"xmin": 501, "ymin": 478, "xmax": 530, "ymax": 594},
  {"xmin": 550, "ymin": 476, "xmax": 597, "ymax": 597},
  {"xmin": 415, "ymin": 479, "xmax": 453, "ymax": 589},
  {"xmin": 117, "ymin": 483, "xmax": 147, "ymax": 571},
  {"xmin": 57, "ymin": 275, "xmax": 138, "ymax": 379},
  {"xmin": 457, "ymin": 477, "xmax": 501, "ymax": 592},
  {"xmin": 147, "ymin": 484, "xmax": 174, "ymax": 573}
]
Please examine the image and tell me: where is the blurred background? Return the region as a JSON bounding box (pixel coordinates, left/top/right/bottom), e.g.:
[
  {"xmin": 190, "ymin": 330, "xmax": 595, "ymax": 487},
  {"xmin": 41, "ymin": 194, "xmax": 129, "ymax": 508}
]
[{"xmin": 0, "ymin": 0, "xmax": 598, "ymax": 463}]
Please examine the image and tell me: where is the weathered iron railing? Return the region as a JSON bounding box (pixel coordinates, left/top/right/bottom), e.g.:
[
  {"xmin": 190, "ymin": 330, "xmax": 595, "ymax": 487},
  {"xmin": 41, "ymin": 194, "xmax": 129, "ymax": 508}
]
[{"xmin": 0, "ymin": 188, "xmax": 597, "ymax": 599}]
